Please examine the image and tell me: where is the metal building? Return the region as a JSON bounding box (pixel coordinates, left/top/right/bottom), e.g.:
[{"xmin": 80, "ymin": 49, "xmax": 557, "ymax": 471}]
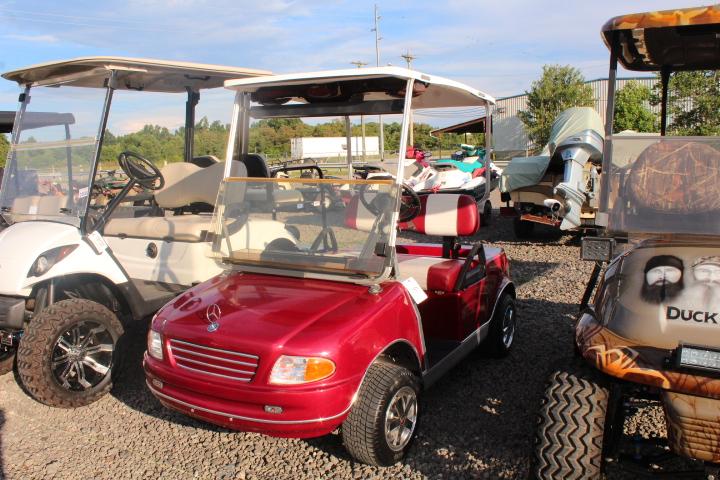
[{"xmin": 494, "ymin": 76, "xmax": 657, "ymax": 162}]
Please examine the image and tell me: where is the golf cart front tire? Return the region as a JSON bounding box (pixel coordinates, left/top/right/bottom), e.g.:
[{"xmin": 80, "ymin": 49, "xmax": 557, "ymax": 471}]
[
  {"xmin": 17, "ymin": 299, "xmax": 124, "ymax": 408},
  {"xmin": 533, "ymin": 362, "xmax": 610, "ymax": 480},
  {"xmin": 342, "ymin": 361, "xmax": 420, "ymax": 466}
]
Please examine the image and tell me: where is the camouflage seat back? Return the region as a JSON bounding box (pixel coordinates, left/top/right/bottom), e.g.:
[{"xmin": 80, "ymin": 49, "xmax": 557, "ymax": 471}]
[{"xmin": 628, "ymin": 141, "xmax": 720, "ymax": 213}]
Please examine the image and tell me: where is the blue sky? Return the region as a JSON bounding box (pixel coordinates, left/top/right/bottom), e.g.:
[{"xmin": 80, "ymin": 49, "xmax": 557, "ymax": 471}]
[{"xmin": 0, "ymin": 0, "xmax": 706, "ymax": 131}]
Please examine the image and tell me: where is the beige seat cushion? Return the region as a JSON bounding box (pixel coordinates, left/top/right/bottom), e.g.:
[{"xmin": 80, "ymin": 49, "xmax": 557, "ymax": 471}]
[
  {"xmin": 104, "ymin": 214, "xmax": 214, "ymax": 242},
  {"xmin": 11, "ymin": 195, "xmax": 69, "ymax": 215},
  {"xmin": 154, "ymin": 161, "xmax": 247, "ymax": 209}
]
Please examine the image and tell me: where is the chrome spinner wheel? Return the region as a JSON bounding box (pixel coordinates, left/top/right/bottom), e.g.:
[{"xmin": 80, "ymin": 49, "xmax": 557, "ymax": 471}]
[
  {"xmin": 384, "ymin": 385, "xmax": 418, "ymax": 452},
  {"xmin": 51, "ymin": 320, "xmax": 115, "ymax": 391}
]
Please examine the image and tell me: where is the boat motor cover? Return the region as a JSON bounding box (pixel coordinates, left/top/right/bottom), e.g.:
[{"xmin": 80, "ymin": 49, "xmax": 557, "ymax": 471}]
[
  {"xmin": 499, "ymin": 155, "xmax": 551, "ymax": 193},
  {"xmin": 500, "ymin": 107, "xmax": 603, "ymax": 193}
]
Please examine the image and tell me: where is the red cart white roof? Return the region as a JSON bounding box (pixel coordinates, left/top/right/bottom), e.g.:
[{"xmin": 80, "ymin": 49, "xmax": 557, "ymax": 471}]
[
  {"xmin": 2, "ymin": 56, "xmax": 271, "ymax": 92},
  {"xmin": 225, "ymin": 67, "xmax": 496, "ymax": 108}
]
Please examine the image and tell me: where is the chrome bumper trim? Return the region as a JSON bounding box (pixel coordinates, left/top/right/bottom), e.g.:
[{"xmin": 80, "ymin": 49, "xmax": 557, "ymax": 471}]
[{"xmin": 146, "ymin": 380, "xmax": 352, "ymax": 425}]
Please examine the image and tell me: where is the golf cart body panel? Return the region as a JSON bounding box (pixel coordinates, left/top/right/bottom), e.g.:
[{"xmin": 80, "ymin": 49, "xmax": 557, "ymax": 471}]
[
  {"xmin": 146, "ymin": 273, "xmax": 424, "ymax": 437},
  {"xmin": 0, "ymin": 57, "xmax": 273, "ymax": 406},
  {"xmin": 145, "ymin": 68, "xmax": 514, "ymax": 462},
  {"xmin": 501, "ymin": 107, "xmax": 604, "ymax": 231},
  {"xmin": 570, "ymin": 6, "xmax": 720, "ymax": 469},
  {"xmin": 0, "ymin": 221, "xmax": 127, "ymax": 297}
]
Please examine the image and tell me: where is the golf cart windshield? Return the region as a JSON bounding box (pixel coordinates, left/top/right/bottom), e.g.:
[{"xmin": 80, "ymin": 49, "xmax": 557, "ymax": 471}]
[
  {"xmin": 604, "ymin": 136, "xmax": 720, "ymax": 235},
  {"xmin": 0, "ymin": 85, "xmax": 106, "ymax": 226},
  {"xmin": 212, "ymin": 177, "xmax": 398, "ymax": 279}
]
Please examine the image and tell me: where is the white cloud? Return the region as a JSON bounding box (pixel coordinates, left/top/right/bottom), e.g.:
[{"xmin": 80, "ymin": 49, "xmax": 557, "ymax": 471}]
[{"xmin": 4, "ymin": 33, "xmax": 58, "ymax": 43}]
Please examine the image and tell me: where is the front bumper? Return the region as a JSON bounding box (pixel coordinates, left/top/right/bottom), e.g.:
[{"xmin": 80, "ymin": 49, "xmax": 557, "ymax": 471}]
[
  {"xmin": 144, "ymin": 354, "xmax": 358, "ymax": 438},
  {"xmin": 0, "ymin": 296, "xmax": 26, "ymax": 330},
  {"xmin": 576, "ymin": 312, "xmax": 720, "ymax": 399}
]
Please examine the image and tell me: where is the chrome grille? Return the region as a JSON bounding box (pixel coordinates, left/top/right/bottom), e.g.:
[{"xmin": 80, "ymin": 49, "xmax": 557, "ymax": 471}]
[{"xmin": 168, "ymin": 339, "xmax": 259, "ymax": 382}]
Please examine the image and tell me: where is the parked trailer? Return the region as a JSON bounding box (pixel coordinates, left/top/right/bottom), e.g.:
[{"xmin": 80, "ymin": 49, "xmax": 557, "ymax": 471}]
[{"xmin": 291, "ymin": 136, "xmax": 379, "ymax": 159}]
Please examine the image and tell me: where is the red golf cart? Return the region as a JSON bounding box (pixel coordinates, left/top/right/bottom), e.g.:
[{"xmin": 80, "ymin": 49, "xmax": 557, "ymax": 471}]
[{"xmin": 144, "ymin": 68, "xmax": 516, "ymax": 466}]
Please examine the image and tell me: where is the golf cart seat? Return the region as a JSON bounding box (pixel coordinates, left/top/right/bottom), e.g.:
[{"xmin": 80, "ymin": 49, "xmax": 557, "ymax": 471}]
[
  {"xmin": 345, "ymin": 192, "xmax": 480, "ymax": 292},
  {"xmin": 10, "ymin": 194, "xmax": 70, "ymax": 217},
  {"xmin": 240, "ymin": 154, "xmax": 305, "ymax": 206},
  {"xmin": 395, "ymin": 194, "xmax": 480, "ymax": 291},
  {"xmin": 103, "ymin": 161, "xmax": 246, "ymax": 241},
  {"xmin": 190, "ymin": 155, "xmax": 219, "ymax": 168}
]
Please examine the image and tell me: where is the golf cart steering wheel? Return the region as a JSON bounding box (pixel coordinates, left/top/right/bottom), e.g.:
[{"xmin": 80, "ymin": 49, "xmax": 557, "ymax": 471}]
[
  {"xmin": 359, "ymin": 183, "xmax": 421, "ymax": 223},
  {"xmin": 118, "ymin": 151, "xmax": 165, "ymax": 190},
  {"xmin": 310, "ymin": 227, "xmax": 338, "ymax": 254}
]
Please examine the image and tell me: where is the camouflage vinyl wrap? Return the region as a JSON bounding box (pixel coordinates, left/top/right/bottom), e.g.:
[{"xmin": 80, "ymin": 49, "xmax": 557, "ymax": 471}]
[
  {"xmin": 577, "ymin": 313, "xmax": 720, "ymax": 399},
  {"xmin": 577, "ymin": 313, "xmax": 720, "ymax": 463},
  {"xmin": 602, "ymin": 6, "xmax": 720, "ymax": 32},
  {"xmin": 663, "ymin": 391, "xmax": 720, "ymax": 463}
]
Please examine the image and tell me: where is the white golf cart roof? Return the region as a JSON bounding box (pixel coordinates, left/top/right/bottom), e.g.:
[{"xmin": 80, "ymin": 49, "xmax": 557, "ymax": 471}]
[
  {"xmin": 2, "ymin": 56, "xmax": 271, "ymax": 92},
  {"xmin": 225, "ymin": 67, "xmax": 496, "ymax": 108}
]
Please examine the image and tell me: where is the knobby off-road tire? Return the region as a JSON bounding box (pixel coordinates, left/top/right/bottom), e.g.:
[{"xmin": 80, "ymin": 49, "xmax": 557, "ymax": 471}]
[
  {"xmin": 533, "ymin": 363, "xmax": 610, "ymax": 480},
  {"xmin": 513, "ymin": 217, "xmax": 535, "ymax": 239},
  {"xmin": 342, "ymin": 361, "xmax": 421, "ymax": 466},
  {"xmin": 481, "ymin": 295, "xmax": 516, "ymax": 357},
  {"xmin": 17, "ymin": 299, "xmax": 124, "ymax": 408}
]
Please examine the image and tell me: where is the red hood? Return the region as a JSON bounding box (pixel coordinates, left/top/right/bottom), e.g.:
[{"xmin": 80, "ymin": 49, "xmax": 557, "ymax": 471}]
[{"xmin": 154, "ymin": 272, "xmax": 376, "ymax": 357}]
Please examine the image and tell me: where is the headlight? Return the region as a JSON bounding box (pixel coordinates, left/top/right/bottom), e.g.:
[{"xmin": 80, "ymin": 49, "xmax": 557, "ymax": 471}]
[
  {"xmin": 147, "ymin": 330, "xmax": 164, "ymax": 360},
  {"xmin": 269, "ymin": 355, "xmax": 335, "ymax": 385},
  {"xmin": 27, "ymin": 244, "xmax": 78, "ymax": 277}
]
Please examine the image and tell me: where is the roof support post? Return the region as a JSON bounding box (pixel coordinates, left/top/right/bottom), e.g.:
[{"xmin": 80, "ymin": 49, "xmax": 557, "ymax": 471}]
[
  {"xmin": 345, "ymin": 116, "xmax": 353, "ymax": 180},
  {"xmin": 660, "ymin": 67, "xmax": 671, "ymax": 136},
  {"xmin": 599, "ymin": 34, "xmax": 619, "ymax": 215},
  {"xmin": 184, "ymin": 87, "xmax": 200, "ymax": 162}
]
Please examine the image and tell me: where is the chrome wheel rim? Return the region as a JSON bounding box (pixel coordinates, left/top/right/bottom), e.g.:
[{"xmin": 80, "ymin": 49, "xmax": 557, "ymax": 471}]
[
  {"xmin": 502, "ymin": 305, "xmax": 516, "ymax": 349},
  {"xmin": 384, "ymin": 386, "xmax": 418, "ymax": 452},
  {"xmin": 51, "ymin": 321, "xmax": 115, "ymax": 391}
]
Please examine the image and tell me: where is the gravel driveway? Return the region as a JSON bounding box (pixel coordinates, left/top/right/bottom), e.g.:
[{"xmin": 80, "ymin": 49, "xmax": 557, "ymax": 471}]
[{"xmin": 0, "ymin": 209, "xmax": 668, "ymax": 480}]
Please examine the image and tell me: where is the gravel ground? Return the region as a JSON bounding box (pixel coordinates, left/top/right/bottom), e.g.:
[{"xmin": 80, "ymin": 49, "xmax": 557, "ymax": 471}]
[{"xmin": 0, "ymin": 198, "xmax": 678, "ymax": 480}]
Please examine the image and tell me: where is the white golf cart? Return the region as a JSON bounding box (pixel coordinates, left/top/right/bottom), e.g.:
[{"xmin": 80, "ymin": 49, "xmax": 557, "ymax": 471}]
[{"xmin": 0, "ymin": 57, "xmax": 272, "ymax": 407}]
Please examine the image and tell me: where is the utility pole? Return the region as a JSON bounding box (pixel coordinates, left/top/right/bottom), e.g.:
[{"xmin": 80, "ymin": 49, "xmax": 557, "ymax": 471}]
[
  {"xmin": 372, "ymin": 4, "xmax": 384, "ymax": 160},
  {"xmin": 401, "ymin": 50, "xmax": 417, "ymax": 147},
  {"xmin": 351, "ymin": 60, "xmax": 368, "ymax": 162}
]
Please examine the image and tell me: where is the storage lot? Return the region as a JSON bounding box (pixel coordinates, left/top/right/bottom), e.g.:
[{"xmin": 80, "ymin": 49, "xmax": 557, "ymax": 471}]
[{"xmin": 0, "ymin": 212, "xmax": 661, "ymax": 479}]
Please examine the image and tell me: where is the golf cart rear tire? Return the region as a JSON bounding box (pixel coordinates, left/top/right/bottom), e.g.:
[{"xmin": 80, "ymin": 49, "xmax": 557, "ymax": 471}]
[
  {"xmin": 342, "ymin": 361, "xmax": 420, "ymax": 466},
  {"xmin": 533, "ymin": 362, "xmax": 609, "ymax": 480},
  {"xmin": 17, "ymin": 299, "xmax": 124, "ymax": 408},
  {"xmin": 513, "ymin": 217, "xmax": 535, "ymax": 238}
]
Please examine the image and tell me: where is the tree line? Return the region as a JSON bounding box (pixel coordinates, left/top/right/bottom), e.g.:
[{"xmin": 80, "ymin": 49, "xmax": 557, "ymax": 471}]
[
  {"xmin": 1, "ymin": 67, "xmax": 716, "ymax": 166},
  {"xmin": 518, "ymin": 65, "xmax": 720, "ymax": 150}
]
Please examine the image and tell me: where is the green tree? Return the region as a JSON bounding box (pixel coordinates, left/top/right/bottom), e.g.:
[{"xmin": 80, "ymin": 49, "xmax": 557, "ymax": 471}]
[
  {"xmin": 518, "ymin": 65, "xmax": 594, "ymax": 150},
  {"xmin": 0, "ymin": 134, "xmax": 9, "ymax": 168},
  {"xmin": 613, "ymin": 81, "xmax": 657, "ymax": 133},
  {"xmin": 655, "ymin": 70, "xmax": 720, "ymax": 135}
]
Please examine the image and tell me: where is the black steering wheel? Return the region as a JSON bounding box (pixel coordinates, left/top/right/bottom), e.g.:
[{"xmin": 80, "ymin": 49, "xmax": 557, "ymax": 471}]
[
  {"xmin": 310, "ymin": 227, "xmax": 338, "ymax": 254},
  {"xmin": 118, "ymin": 151, "xmax": 165, "ymax": 190},
  {"xmin": 359, "ymin": 183, "xmax": 421, "ymax": 223}
]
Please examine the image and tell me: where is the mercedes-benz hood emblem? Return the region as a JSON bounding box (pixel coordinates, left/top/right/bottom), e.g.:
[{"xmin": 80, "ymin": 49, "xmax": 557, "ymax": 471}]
[{"xmin": 205, "ymin": 304, "xmax": 221, "ymax": 332}]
